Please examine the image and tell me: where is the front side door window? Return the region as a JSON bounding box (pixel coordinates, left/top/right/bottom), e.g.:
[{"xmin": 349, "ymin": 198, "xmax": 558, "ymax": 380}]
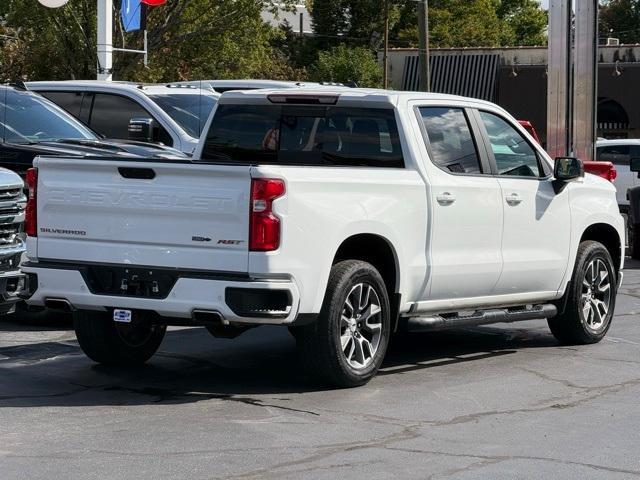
[
  {"xmin": 479, "ymin": 111, "xmax": 542, "ymax": 178},
  {"xmin": 478, "ymin": 110, "xmax": 571, "ymax": 295}
]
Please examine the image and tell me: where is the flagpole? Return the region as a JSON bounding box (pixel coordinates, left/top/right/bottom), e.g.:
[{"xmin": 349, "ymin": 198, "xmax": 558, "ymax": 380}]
[{"xmin": 97, "ymin": 0, "xmax": 113, "ymax": 80}]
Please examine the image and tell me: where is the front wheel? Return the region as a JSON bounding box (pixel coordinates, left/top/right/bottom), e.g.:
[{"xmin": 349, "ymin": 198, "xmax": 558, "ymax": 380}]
[
  {"xmin": 74, "ymin": 310, "xmax": 166, "ymax": 365},
  {"xmin": 295, "ymin": 260, "xmax": 391, "ymax": 388},
  {"xmin": 548, "ymin": 241, "xmax": 616, "ymax": 344}
]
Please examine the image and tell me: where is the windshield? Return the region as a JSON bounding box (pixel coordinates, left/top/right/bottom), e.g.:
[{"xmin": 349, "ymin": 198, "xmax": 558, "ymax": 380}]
[
  {"xmin": 0, "ymin": 89, "xmax": 97, "ymax": 144},
  {"xmin": 147, "ymin": 93, "xmax": 217, "ymax": 138}
]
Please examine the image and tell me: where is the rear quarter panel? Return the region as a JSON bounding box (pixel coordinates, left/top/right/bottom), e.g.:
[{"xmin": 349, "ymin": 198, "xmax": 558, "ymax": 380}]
[{"xmin": 249, "ymin": 165, "xmax": 427, "ymax": 314}]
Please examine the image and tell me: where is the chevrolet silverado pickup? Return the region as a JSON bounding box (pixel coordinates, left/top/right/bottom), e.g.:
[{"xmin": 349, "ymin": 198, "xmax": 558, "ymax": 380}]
[{"xmin": 22, "ymin": 89, "xmax": 625, "ymax": 387}]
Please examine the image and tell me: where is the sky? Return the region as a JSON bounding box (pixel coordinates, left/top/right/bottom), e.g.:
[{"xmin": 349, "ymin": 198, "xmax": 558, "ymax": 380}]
[{"xmin": 540, "ymin": 0, "xmax": 549, "ymax": 8}]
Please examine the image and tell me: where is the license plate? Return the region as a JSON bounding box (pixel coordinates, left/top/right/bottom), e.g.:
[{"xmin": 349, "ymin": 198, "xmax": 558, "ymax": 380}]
[{"xmin": 113, "ymin": 309, "xmax": 132, "ymax": 323}]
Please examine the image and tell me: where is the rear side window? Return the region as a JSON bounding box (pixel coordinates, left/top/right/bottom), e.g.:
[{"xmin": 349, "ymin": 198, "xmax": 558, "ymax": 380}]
[
  {"xmin": 39, "ymin": 91, "xmax": 86, "ymax": 119},
  {"xmin": 597, "ymin": 145, "xmax": 630, "ymax": 166},
  {"xmin": 419, "ymin": 107, "xmax": 482, "ymax": 174},
  {"xmin": 201, "ymin": 105, "xmax": 404, "ymax": 168}
]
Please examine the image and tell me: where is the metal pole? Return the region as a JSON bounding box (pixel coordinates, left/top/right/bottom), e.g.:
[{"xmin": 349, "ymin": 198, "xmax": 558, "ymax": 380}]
[
  {"xmin": 97, "ymin": 0, "xmax": 113, "ymax": 81},
  {"xmin": 573, "ymin": 0, "xmax": 599, "ymax": 162},
  {"xmin": 143, "ymin": 29, "xmax": 148, "ymax": 67},
  {"xmin": 383, "ymin": 0, "xmax": 389, "ymax": 89},
  {"xmin": 546, "ymin": 0, "xmax": 571, "ymax": 158},
  {"xmin": 417, "ymin": 0, "xmax": 430, "ymax": 91}
]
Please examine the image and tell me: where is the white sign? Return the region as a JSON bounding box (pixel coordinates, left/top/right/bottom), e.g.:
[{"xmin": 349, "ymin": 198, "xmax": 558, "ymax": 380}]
[{"xmin": 37, "ymin": 0, "xmax": 70, "ymax": 8}]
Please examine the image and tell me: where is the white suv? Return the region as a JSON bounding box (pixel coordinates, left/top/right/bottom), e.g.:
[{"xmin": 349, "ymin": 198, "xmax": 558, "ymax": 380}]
[
  {"xmin": 23, "ymin": 89, "xmax": 624, "ymax": 387},
  {"xmin": 27, "ymin": 81, "xmax": 219, "ymax": 155}
]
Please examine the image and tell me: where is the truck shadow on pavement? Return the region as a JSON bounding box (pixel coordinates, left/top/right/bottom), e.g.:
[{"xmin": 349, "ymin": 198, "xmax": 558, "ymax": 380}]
[{"xmin": 0, "ymin": 320, "xmax": 561, "ymax": 408}]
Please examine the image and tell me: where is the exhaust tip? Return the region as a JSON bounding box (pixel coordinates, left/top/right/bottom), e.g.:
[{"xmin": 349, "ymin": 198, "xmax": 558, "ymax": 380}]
[
  {"xmin": 44, "ymin": 298, "xmax": 73, "ymax": 312},
  {"xmin": 191, "ymin": 309, "xmax": 227, "ymax": 326}
]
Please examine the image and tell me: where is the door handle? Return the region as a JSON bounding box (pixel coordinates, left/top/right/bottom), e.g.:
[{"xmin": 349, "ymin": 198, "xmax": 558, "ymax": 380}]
[
  {"xmin": 505, "ymin": 193, "xmax": 522, "ymax": 206},
  {"xmin": 436, "ymin": 192, "xmax": 456, "ymax": 205}
]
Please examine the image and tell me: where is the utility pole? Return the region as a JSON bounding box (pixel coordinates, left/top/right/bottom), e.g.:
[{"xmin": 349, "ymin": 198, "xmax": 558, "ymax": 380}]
[
  {"xmin": 417, "ymin": 0, "xmax": 430, "ymax": 91},
  {"xmin": 383, "ymin": 0, "xmax": 389, "ymax": 88},
  {"xmin": 97, "ymin": 0, "xmax": 113, "ymax": 81}
]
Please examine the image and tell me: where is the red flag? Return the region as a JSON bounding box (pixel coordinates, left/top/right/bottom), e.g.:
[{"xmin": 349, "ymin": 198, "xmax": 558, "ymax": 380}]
[{"xmin": 141, "ymin": 0, "xmax": 166, "ymax": 5}]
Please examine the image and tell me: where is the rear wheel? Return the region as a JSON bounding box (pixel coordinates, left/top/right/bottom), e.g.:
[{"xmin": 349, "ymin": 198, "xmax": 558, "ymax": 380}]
[
  {"xmin": 548, "ymin": 241, "xmax": 616, "ymax": 344},
  {"xmin": 296, "ymin": 260, "xmax": 391, "ymax": 388},
  {"xmin": 74, "ymin": 310, "xmax": 166, "ymax": 365}
]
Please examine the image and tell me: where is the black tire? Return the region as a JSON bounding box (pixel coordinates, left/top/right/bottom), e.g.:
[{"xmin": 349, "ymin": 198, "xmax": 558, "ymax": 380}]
[
  {"xmin": 629, "ymin": 219, "xmax": 640, "ymax": 260},
  {"xmin": 296, "ymin": 260, "xmax": 391, "ymax": 388},
  {"xmin": 548, "ymin": 241, "xmax": 617, "ymax": 345},
  {"xmin": 74, "ymin": 310, "xmax": 166, "ymax": 365}
]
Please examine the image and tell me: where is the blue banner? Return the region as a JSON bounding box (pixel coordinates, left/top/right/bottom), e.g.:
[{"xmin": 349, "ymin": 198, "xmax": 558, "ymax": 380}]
[{"xmin": 121, "ymin": 0, "xmax": 142, "ymax": 32}]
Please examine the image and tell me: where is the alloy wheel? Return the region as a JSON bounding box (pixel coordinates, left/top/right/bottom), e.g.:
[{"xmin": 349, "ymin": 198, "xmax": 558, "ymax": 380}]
[
  {"xmin": 339, "ymin": 283, "xmax": 383, "ymax": 370},
  {"xmin": 580, "ymin": 258, "xmax": 612, "ymax": 332}
]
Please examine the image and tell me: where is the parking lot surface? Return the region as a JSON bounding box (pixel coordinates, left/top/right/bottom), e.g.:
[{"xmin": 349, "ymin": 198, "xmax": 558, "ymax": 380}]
[{"xmin": 2, "ymin": 262, "xmax": 640, "ymax": 479}]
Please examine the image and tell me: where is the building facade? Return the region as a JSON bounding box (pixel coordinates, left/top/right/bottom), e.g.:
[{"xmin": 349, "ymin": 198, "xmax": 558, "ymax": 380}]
[{"xmin": 385, "ymin": 46, "xmax": 640, "ymax": 144}]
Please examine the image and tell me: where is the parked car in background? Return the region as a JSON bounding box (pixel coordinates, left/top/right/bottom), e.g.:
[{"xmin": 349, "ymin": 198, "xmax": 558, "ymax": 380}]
[
  {"xmin": 519, "ymin": 120, "xmax": 617, "ymax": 184},
  {"xmin": 172, "ymin": 79, "xmax": 350, "ymax": 93},
  {"xmin": 27, "ymin": 81, "xmax": 219, "ymax": 155},
  {"xmin": 23, "ymin": 89, "xmax": 624, "ymax": 387},
  {"xmin": 0, "ymin": 85, "xmax": 186, "ymax": 177},
  {"xmin": 518, "ymin": 120, "xmax": 541, "ymax": 144},
  {"xmin": 596, "ymin": 139, "xmax": 640, "ymax": 209},
  {"xmin": 0, "ymin": 168, "xmax": 26, "ymax": 314}
]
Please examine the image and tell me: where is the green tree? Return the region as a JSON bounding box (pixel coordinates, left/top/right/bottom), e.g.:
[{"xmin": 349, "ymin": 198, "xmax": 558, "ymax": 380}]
[
  {"xmin": 310, "ymin": 0, "xmax": 349, "ymax": 44},
  {"xmin": 600, "ymin": 0, "xmax": 640, "ymax": 44},
  {"xmin": 311, "ymin": 44, "xmax": 382, "ymax": 86},
  {"xmin": 392, "ymin": 0, "xmax": 503, "ymax": 48},
  {"xmin": 0, "ymin": 0, "xmax": 299, "ymax": 82},
  {"xmin": 497, "ymin": 0, "xmax": 548, "ymax": 46}
]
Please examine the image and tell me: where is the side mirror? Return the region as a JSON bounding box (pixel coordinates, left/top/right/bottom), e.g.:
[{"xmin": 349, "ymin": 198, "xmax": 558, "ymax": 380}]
[
  {"xmin": 631, "ymin": 158, "xmax": 640, "ymax": 178},
  {"xmin": 554, "ymin": 157, "xmax": 584, "ymax": 181},
  {"xmin": 128, "ymin": 117, "xmax": 155, "ymax": 143}
]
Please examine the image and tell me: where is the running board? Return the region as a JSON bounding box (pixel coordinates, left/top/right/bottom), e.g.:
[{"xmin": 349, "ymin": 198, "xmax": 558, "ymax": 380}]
[{"xmin": 402, "ymin": 304, "xmax": 557, "ymax": 333}]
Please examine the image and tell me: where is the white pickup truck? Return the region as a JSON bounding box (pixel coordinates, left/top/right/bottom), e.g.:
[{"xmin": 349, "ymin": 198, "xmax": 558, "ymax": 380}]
[{"xmin": 22, "ymin": 89, "xmax": 625, "ymax": 387}]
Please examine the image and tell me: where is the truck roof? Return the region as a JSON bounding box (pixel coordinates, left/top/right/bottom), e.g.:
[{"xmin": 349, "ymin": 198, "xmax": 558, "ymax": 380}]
[{"xmin": 217, "ymin": 87, "xmax": 499, "ymax": 110}]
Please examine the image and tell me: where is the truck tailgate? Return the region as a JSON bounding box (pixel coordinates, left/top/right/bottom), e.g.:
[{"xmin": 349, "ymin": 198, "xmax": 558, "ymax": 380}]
[{"xmin": 33, "ymin": 157, "xmax": 251, "ymax": 272}]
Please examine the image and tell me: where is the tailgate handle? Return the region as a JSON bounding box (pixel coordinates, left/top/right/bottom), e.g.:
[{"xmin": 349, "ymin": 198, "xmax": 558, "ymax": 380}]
[{"xmin": 118, "ymin": 167, "xmax": 156, "ymax": 180}]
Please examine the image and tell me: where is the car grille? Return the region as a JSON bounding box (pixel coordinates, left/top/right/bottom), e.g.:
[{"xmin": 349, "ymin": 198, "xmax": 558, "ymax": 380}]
[{"xmin": 0, "ymin": 187, "xmax": 26, "ymax": 271}]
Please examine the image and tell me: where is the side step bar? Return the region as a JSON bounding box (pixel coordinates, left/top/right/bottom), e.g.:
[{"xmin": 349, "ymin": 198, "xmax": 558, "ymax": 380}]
[{"xmin": 402, "ymin": 304, "xmax": 557, "ymax": 333}]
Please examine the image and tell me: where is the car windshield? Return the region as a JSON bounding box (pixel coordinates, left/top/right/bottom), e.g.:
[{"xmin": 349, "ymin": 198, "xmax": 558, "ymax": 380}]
[
  {"xmin": 0, "ymin": 89, "xmax": 97, "ymax": 144},
  {"xmin": 147, "ymin": 93, "xmax": 217, "ymax": 138}
]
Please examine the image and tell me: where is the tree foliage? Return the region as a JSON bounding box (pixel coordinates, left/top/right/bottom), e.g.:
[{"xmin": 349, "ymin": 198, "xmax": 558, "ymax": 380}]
[
  {"xmin": 497, "ymin": 0, "xmax": 548, "ymax": 46},
  {"xmin": 0, "ymin": 0, "xmax": 548, "ymax": 85},
  {"xmin": 0, "ymin": 0, "xmax": 300, "ymax": 82},
  {"xmin": 600, "ymin": 0, "xmax": 640, "ymax": 44},
  {"xmin": 311, "ymin": 44, "xmax": 382, "ymax": 86}
]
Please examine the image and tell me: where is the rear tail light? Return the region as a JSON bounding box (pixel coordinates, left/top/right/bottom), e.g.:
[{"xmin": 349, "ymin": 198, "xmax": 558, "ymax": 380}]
[
  {"xmin": 250, "ymin": 178, "xmax": 285, "ymax": 251},
  {"xmin": 608, "ymin": 167, "xmax": 617, "ymax": 182},
  {"xmin": 25, "ymin": 168, "xmax": 38, "ymax": 237}
]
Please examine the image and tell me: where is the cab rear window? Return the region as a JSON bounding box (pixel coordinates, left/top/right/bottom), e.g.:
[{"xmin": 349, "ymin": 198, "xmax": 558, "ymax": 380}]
[{"xmin": 201, "ymin": 105, "xmax": 404, "ymax": 168}]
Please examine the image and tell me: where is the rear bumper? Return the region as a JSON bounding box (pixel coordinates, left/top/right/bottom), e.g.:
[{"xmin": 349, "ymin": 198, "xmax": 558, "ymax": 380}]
[{"xmin": 22, "ymin": 263, "xmax": 301, "ymax": 325}]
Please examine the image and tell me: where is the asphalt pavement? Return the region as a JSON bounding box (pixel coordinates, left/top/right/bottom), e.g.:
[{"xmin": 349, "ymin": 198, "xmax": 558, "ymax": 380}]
[{"xmin": 2, "ymin": 262, "xmax": 640, "ymax": 479}]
